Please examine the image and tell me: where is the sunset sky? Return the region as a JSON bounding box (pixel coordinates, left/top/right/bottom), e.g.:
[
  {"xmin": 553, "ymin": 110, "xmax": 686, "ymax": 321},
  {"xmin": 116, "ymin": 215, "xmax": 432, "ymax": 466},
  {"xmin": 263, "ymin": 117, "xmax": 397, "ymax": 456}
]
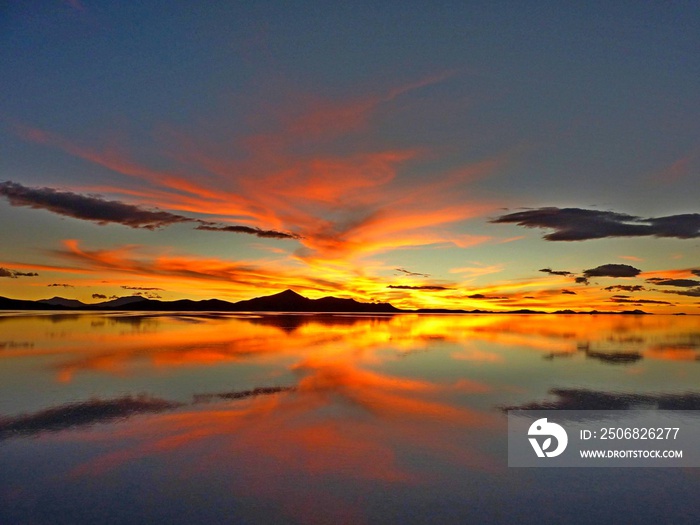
[{"xmin": 1, "ymin": 1, "xmax": 699, "ymax": 312}]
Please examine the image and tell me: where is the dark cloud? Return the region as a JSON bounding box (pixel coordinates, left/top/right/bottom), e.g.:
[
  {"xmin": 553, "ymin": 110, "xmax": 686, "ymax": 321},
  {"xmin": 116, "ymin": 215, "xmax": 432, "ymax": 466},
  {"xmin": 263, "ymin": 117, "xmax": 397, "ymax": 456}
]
[
  {"xmin": 561, "ymin": 289, "xmax": 576, "ymax": 295},
  {"xmin": 131, "ymin": 291, "xmax": 162, "ymax": 299},
  {"xmin": 467, "ymin": 293, "xmax": 507, "ymax": 299},
  {"xmin": 692, "ymin": 269, "xmax": 700, "ymax": 277},
  {"xmin": 195, "ymin": 222, "xmax": 300, "ymax": 239},
  {"xmin": 387, "ymin": 285, "xmax": 452, "ymax": 291},
  {"xmin": 92, "ymin": 293, "xmax": 108, "ymax": 299},
  {"xmin": 0, "ymin": 395, "xmax": 182, "ymax": 440},
  {"xmin": 575, "ymin": 276, "xmax": 589, "ymax": 285},
  {"xmin": 647, "ymin": 279, "xmax": 700, "ymax": 288},
  {"xmin": 0, "ymin": 267, "xmax": 39, "ymax": 278},
  {"xmin": 583, "ymin": 264, "xmax": 641, "ymax": 279},
  {"xmin": 122, "ymin": 285, "xmax": 164, "ymax": 291},
  {"xmin": 48, "ymin": 283, "xmax": 73, "ymax": 288},
  {"xmin": 539, "ymin": 268, "xmax": 573, "ymax": 276},
  {"xmin": 395, "ymin": 267, "xmax": 430, "ymax": 278},
  {"xmin": 0, "ymin": 180, "xmax": 191, "ymax": 229},
  {"xmin": 610, "ymin": 297, "xmax": 674, "ymax": 306},
  {"xmin": 604, "ymin": 285, "xmax": 645, "ymax": 292},
  {"xmin": 491, "ymin": 207, "xmax": 700, "ymax": 241},
  {"xmin": 660, "ymin": 288, "xmax": 700, "ymax": 298}
]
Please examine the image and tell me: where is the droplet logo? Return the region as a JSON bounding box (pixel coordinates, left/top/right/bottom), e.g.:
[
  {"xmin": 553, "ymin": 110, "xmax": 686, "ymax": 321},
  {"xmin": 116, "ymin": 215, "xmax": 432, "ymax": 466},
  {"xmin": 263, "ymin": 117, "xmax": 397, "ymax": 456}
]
[{"xmin": 528, "ymin": 418, "xmax": 568, "ymax": 457}]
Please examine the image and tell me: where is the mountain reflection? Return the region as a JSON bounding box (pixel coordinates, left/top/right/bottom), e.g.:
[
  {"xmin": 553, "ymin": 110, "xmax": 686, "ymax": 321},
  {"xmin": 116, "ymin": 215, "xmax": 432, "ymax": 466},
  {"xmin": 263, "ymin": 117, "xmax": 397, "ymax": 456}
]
[
  {"xmin": 1, "ymin": 313, "xmax": 699, "ymax": 525},
  {"xmin": 15, "ymin": 313, "xmax": 694, "ymax": 380},
  {"xmin": 0, "ymin": 386, "xmax": 306, "ymax": 441},
  {"xmin": 242, "ymin": 313, "xmax": 395, "ymax": 333}
]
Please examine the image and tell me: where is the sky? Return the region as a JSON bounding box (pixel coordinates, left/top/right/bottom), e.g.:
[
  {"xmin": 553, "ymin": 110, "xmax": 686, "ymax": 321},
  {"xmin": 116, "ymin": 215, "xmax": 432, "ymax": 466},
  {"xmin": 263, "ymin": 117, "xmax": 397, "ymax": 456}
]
[{"xmin": 1, "ymin": 1, "xmax": 699, "ymax": 312}]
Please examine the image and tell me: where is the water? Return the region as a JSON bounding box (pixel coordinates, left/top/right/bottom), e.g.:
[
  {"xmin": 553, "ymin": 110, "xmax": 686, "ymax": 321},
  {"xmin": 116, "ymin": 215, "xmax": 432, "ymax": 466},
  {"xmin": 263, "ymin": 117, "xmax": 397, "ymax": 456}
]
[{"xmin": 1, "ymin": 312, "xmax": 699, "ymax": 524}]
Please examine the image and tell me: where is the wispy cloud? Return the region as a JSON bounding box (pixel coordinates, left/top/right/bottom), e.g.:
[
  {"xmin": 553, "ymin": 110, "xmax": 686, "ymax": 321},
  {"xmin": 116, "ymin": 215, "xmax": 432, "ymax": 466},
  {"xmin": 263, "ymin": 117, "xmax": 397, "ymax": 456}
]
[
  {"xmin": 659, "ymin": 288, "xmax": 700, "ymax": 298},
  {"xmin": 395, "ymin": 268, "xmax": 430, "ymax": 278},
  {"xmin": 650, "ymin": 145, "xmax": 700, "ymax": 184},
  {"xmin": 448, "ymin": 264, "xmax": 504, "ymax": 278},
  {"xmin": 610, "ymin": 297, "xmax": 673, "ymax": 306},
  {"xmin": 646, "ymin": 278, "xmax": 700, "ymax": 288},
  {"xmin": 195, "ymin": 222, "xmax": 299, "ymax": 239},
  {"xmin": 387, "ymin": 285, "xmax": 452, "ymax": 291},
  {"xmin": 492, "ymin": 207, "xmax": 700, "ymax": 241},
  {"xmin": 51, "ymin": 239, "xmax": 342, "ymax": 295}
]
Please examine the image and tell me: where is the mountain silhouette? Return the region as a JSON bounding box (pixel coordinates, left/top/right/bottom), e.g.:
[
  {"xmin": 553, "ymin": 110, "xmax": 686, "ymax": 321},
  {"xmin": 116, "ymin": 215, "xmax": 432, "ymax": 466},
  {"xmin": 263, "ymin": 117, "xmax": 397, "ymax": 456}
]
[
  {"xmin": 0, "ymin": 290, "xmax": 649, "ymax": 315},
  {"xmin": 38, "ymin": 297, "xmax": 88, "ymax": 308},
  {"xmin": 109, "ymin": 289, "xmax": 402, "ymax": 313}
]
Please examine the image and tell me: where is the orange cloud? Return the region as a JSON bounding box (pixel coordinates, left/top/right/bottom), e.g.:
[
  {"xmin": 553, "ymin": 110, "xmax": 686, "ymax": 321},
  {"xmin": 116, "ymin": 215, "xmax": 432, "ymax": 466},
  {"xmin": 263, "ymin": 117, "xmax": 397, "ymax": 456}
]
[
  {"xmin": 15, "ymin": 73, "xmax": 505, "ymax": 267},
  {"xmin": 51, "ymin": 239, "xmax": 341, "ymax": 292},
  {"xmin": 650, "ymin": 144, "xmax": 700, "ymax": 184}
]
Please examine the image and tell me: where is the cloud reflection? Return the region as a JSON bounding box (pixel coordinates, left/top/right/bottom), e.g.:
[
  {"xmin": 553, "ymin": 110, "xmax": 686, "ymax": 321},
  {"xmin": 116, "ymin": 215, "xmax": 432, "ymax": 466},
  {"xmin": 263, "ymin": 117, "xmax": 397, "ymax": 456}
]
[
  {"xmin": 0, "ymin": 395, "xmax": 182, "ymax": 440},
  {"xmin": 2, "ymin": 313, "xmax": 695, "ymax": 384},
  {"xmin": 503, "ymin": 388, "xmax": 700, "ymax": 411}
]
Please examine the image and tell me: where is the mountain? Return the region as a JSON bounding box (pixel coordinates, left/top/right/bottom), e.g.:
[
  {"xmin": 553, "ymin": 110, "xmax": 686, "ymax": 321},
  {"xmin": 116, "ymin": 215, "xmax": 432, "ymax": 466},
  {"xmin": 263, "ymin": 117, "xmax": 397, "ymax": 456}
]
[
  {"xmin": 93, "ymin": 296, "xmax": 150, "ymax": 308},
  {"xmin": 115, "ymin": 298, "xmax": 237, "ymax": 311},
  {"xmin": 113, "ymin": 290, "xmax": 401, "ymax": 313},
  {"xmin": 0, "ymin": 296, "xmax": 63, "ymax": 310},
  {"xmin": 0, "ymin": 290, "xmax": 652, "ymax": 315},
  {"xmin": 38, "ymin": 297, "xmax": 88, "ymax": 308},
  {"xmin": 312, "ymin": 295, "xmax": 400, "ymax": 313},
  {"xmin": 223, "ymin": 289, "xmax": 309, "ymax": 311},
  {"xmin": 228, "ymin": 290, "xmax": 401, "ymax": 313}
]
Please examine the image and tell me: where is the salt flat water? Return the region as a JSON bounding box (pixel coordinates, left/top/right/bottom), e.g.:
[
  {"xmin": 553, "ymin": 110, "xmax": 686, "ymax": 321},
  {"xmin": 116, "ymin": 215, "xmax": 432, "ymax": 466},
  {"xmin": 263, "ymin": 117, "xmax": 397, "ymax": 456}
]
[{"xmin": 1, "ymin": 312, "xmax": 699, "ymax": 524}]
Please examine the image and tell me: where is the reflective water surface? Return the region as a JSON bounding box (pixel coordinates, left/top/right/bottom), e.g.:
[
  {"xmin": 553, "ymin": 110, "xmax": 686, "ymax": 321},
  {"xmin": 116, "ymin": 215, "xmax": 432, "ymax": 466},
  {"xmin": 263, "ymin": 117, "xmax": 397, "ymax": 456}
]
[{"xmin": 1, "ymin": 313, "xmax": 699, "ymax": 524}]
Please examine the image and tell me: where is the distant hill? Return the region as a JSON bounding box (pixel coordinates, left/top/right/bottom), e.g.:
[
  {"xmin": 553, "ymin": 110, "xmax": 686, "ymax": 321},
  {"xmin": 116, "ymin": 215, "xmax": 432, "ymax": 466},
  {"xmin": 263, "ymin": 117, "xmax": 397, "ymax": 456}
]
[
  {"xmin": 0, "ymin": 296, "xmax": 63, "ymax": 310},
  {"xmin": 112, "ymin": 290, "xmax": 401, "ymax": 313},
  {"xmin": 93, "ymin": 296, "xmax": 150, "ymax": 308},
  {"xmin": 231, "ymin": 289, "xmax": 312, "ymax": 311},
  {"xmin": 114, "ymin": 297, "xmax": 237, "ymax": 312},
  {"xmin": 0, "ymin": 291, "xmax": 651, "ymax": 315},
  {"xmin": 229, "ymin": 289, "xmax": 401, "ymax": 313},
  {"xmin": 38, "ymin": 297, "xmax": 88, "ymax": 308}
]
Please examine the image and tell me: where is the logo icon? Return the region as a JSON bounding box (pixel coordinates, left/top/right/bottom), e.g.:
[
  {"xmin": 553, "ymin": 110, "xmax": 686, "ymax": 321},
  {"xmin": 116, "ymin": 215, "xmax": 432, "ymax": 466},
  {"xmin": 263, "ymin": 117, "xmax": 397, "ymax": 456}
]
[{"xmin": 528, "ymin": 418, "xmax": 568, "ymax": 457}]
